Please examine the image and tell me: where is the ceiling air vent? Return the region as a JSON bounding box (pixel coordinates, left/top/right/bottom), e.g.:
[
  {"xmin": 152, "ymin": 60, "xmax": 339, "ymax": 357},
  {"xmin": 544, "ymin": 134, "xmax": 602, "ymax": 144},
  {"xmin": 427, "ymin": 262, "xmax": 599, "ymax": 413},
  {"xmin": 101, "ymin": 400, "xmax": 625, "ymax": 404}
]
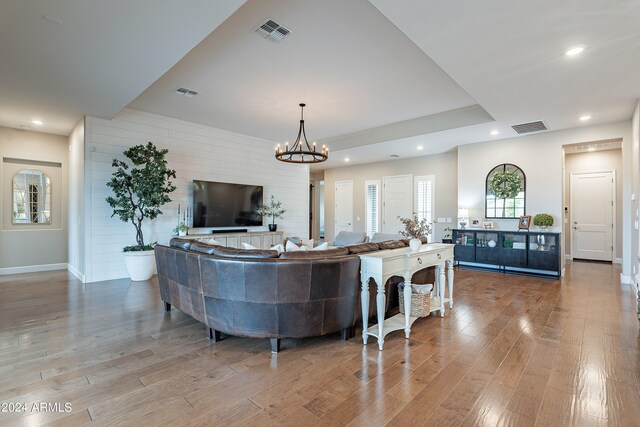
[
  {"xmin": 511, "ymin": 121, "xmax": 548, "ymax": 134},
  {"xmin": 255, "ymin": 19, "xmax": 291, "ymax": 42},
  {"xmin": 172, "ymin": 87, "xmax": 199, "ymax": 98}
]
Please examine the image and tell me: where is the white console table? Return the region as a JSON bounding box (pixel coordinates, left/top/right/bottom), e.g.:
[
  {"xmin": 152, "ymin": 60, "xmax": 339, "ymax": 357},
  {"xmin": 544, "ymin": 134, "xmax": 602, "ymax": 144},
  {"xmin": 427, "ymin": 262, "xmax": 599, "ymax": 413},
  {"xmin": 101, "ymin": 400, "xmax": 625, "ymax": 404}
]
[{"xmin": 359, "ymin": 243, "xmax": 455, "ymax": 350}]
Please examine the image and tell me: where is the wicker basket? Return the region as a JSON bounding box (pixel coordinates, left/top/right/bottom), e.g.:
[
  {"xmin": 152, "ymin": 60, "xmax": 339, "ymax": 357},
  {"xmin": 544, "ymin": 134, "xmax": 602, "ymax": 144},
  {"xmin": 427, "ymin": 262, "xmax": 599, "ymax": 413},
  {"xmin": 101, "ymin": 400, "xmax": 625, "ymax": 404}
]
[{"xmin": 398, "ymin": 283, "xmax": 432, "ymax": 318}]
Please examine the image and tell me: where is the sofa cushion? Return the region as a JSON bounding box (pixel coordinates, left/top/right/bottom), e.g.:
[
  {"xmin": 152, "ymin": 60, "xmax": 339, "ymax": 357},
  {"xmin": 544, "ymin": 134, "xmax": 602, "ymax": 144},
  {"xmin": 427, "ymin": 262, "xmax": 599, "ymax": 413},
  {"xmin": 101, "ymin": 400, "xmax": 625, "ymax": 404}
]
[
  {"xmin": 370, "ymin": 233, "xmax": 404, "ymax": 243},
  {"xmin": 378, "ymin": 240, "xmax": 407, "ymax": 250},
  {"xmin": 334, "ymin": 231, "xmax": 367, "ymax": 246},
  {"xmin": 169, "ymin": 237, "xmax": 192, "ymax": 250},
  {"xmin": 212, "ymin": 247, "xmax": 279, "ymax": 259},
  {"xmin": 189, "ymin": 242, "xmax": 219, "ymax": 254},
  {"xmin": 345, "ymin": 242, "xmax": 380, "ymax": 254},
  {"xmin": 279, "ymin": 247, "xmax": 349, "ymax": 259}
]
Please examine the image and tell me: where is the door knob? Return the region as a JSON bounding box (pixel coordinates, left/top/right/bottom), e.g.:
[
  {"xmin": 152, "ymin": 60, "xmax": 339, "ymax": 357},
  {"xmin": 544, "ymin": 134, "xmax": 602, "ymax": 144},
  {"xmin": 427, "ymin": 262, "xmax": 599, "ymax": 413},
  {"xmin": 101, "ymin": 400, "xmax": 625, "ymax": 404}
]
[{"xmin": 573, "ymin": 226, "xmax": 578, "ymax": 230}]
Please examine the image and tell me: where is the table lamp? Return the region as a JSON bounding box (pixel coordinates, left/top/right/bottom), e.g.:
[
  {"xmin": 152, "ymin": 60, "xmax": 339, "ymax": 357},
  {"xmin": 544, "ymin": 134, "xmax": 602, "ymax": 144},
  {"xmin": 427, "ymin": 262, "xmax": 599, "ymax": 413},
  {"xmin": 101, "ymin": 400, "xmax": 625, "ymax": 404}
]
[{"xmin": 458, "ymin": 208, "xmax": 469, "ymax": 229}]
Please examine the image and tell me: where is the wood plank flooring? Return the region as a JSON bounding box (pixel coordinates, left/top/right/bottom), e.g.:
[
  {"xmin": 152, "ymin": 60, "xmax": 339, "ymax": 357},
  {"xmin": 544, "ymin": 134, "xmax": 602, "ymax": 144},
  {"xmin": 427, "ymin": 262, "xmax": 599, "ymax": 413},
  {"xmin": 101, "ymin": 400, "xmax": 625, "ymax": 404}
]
[{"xmin": 0, "ymin": 261, "xmax": 638, "ymax": 426}]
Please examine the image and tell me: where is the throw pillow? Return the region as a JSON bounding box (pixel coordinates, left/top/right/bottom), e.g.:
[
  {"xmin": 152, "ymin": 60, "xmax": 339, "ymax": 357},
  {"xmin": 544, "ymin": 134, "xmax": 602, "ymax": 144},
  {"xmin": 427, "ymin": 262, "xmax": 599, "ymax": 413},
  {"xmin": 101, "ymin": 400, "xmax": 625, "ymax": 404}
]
[
  {"xmin": 242, "ymin": 242, "xmax": 258, "ymax": 250},
  {"xmin": 310, "ymin": 242, "xmax": 329, "ymax": 251},
  {"xmin": 285, "ymin": 240, "xmax": 309, "ymax": 251},
  {"xmin": 271, "ymin": 244, "xmax": 284, "ymax": 254},
  {"xmin": 198, "ymin": 238, "xmax": 222, "ymax": 246}
]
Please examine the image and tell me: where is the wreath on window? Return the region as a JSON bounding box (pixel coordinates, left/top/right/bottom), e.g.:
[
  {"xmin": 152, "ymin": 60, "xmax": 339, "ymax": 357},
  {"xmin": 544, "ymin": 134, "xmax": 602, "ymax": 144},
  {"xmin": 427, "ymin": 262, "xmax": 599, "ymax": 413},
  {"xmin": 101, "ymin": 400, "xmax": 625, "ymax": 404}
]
[{"xmin": 488, "ymin": 171, "xmax": 521, "ymax": 199}]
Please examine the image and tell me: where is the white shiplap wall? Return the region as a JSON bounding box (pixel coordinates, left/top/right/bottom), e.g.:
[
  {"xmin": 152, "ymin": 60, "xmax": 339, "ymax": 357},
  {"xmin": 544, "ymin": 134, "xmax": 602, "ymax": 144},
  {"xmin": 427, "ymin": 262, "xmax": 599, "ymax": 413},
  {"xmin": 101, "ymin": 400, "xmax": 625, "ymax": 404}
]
[{"xmin": 84, "ymin": 108, "xmax": 309, "ymax": 283}]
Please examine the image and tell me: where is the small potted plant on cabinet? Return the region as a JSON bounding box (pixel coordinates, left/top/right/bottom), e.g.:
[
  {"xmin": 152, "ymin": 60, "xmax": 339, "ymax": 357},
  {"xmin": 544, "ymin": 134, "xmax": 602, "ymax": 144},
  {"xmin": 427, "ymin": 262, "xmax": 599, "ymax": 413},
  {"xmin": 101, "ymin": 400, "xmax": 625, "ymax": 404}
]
[
  {"xmin": 257, "ymin": 195, "xmax": 286, "ymax": 232},
  {"xmin": 106, "ymin": 142, "xmax": 176, "ymax": 281},
  {"xmin": 533, "ymin": 213, "xmax": 554, "ymax": 231}
]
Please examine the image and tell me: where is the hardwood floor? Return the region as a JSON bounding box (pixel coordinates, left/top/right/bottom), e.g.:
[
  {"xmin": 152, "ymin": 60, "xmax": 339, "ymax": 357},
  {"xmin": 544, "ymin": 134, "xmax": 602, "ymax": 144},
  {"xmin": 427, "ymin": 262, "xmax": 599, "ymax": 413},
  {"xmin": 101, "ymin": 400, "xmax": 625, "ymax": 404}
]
[{"xmin": 0, "ymin": 261, "xmax": 638, "ymax": 426}]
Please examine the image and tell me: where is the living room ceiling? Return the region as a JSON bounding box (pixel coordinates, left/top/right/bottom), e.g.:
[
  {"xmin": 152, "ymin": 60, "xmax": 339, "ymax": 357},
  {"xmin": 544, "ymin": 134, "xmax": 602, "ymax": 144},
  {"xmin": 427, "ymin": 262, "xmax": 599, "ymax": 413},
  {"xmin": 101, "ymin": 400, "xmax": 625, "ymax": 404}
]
[{"xmin": 2, "ymin": 0, "xmax": 639, "ymax": 170}]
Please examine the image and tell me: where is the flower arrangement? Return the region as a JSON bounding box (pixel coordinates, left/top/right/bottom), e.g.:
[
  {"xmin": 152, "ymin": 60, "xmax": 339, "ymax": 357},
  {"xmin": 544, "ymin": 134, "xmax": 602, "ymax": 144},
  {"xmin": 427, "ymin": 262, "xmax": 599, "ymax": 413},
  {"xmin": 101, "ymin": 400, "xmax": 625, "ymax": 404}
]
[
  {"xmin": 488, "ymin": 171, "xmax": 521, "ymax": 199},
  {"xmin": 398, "ymin": 213, "xmax": 432, "ymax": 239},
  {"xmin": 257, "ymin": 195, "xmax": 286, "ymax": 225},
  {"xmin": 533, "ymin": 213, "xmax": 554, "ymax": 228}
]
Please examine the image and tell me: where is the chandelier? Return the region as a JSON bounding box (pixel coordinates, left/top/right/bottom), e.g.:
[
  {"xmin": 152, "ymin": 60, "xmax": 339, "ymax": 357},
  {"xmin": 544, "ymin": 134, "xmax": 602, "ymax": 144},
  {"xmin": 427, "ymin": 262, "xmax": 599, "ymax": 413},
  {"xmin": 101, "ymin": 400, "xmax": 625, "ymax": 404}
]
[{"xmin": 275, "ymin": 103, "xmax": 328, "ymax": 163}]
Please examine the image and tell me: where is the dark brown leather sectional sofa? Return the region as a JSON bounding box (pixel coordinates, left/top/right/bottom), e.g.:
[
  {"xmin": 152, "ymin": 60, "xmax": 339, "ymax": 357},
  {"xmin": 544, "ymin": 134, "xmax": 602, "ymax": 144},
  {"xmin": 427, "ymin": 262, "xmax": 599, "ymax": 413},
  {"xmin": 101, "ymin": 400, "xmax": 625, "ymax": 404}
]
[{"xmin": 155, "ymin": 236, "xmax": 432, "ymax": 352}]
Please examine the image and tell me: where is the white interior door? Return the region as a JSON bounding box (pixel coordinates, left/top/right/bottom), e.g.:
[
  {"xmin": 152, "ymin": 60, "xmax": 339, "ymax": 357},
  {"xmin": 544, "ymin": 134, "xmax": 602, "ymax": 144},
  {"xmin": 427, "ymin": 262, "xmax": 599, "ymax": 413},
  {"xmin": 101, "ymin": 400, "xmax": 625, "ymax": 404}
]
[
  {"xmin": 334, "ymin": 180, "xmax": 353, "ymax": 236},
  {"xmin": 382, "ymin": 175, "xmax": 412, "ymax": 234},
  {"xmin": 571, "ymin": 171, "xmax": 614, "ymax": 261}
]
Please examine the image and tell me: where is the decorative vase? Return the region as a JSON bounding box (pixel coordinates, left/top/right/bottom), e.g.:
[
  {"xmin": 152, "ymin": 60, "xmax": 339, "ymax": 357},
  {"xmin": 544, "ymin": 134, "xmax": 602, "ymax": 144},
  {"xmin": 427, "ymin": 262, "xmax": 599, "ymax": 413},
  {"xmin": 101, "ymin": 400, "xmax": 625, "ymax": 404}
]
[
  {"xmin": 268, "ymin": 224, "xmax": 278, "ymax": 232},
  {"xmin": 123, "ymin": 250, "xmax": 156, "ymax": 281},
  {"xmin": 538, "ymin": 226, "xmax": 549, "ymax": 231},
  {"xmin": 409, "ymin": 238, "xmax": 422, "ymax": 251},
  {"xmin": 488, "ymin": 239, "xmax": 496, "ymax": 248}
]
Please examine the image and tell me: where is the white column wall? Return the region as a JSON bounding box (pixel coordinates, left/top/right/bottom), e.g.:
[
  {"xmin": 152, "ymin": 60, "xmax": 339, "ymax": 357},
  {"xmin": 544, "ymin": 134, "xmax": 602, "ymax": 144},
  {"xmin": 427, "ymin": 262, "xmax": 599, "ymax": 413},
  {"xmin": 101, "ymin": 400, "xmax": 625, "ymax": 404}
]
[{"xmin": 83, "ymin": 108, "xmax": 308, "ymax": 283}]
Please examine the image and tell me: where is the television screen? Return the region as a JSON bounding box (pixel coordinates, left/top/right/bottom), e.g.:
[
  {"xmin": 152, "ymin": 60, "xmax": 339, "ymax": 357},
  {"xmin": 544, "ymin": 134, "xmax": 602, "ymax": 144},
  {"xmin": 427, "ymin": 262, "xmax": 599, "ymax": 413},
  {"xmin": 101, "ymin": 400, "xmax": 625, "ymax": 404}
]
[{"xmin": 192, "ymin": 180, "xmax": 263, "ymax": 228}]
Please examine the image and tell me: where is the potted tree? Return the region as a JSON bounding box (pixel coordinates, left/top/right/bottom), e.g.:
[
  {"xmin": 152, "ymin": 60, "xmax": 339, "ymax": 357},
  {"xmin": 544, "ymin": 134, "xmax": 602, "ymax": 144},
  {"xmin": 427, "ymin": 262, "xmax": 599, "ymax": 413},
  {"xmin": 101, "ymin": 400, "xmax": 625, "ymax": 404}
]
[
  {"xmin": 106, "ymin": 142, "xmax": 176, "ymax": 281},
  {"xmin": 257, "ymin": 195, "xmax": 286, "ymax": 232}
]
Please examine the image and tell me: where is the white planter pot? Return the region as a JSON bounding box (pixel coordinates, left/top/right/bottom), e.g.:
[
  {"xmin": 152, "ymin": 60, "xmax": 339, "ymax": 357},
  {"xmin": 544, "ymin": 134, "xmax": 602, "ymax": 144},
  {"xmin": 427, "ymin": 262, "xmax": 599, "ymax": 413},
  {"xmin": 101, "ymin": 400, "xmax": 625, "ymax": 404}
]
[
  {"xmin": 123, "ymin": 250, "xmax": 156, "ymax": 281},
  {"xmin": 178, "ymin": 230, "xmax": 187, "ymax": 237},
  {"xmin": 409, "ymin": 238, "xmax": 422, "ymax": 251}
]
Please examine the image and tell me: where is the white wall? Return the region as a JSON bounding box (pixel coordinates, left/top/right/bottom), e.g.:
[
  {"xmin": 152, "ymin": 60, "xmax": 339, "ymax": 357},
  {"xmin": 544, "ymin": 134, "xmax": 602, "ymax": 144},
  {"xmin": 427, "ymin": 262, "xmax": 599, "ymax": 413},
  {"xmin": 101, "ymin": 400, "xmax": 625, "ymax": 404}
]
[
  {"xmin": 83, "ymin": 108, "xmax": 308, "ymax": 283},
  {"xmin": 564, "ymin": 149, "xmax": 623, "ymax": 260},
  {"xmin": 68, "ymin": 119, "xmax": 85, "ymax": 281},
  {"xmin": 0, "ymin": 126, "xmax": 68, "ymax": 274},
  {"xmin": 323, "ymin": 151, "xmax": 458, "ymax": 241},
  {"xmin": 632, "ymin": 100, "xmax": 640, "ymax": 285},
  {"xmin": 458, "ymin": 120, "xmax": 632, "ymax": 276}
]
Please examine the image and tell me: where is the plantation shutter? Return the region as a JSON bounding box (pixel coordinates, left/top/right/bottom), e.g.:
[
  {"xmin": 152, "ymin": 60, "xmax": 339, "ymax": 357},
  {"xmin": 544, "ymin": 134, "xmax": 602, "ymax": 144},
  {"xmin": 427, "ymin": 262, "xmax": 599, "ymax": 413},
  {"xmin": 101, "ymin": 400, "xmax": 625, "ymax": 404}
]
[
  {"xmin": 415, "ymin": 176, "xmax": 435, "ymax": 238},
  {"xmin": 365, "ymin": 180, "xmax": 380, "ymax": 238}
]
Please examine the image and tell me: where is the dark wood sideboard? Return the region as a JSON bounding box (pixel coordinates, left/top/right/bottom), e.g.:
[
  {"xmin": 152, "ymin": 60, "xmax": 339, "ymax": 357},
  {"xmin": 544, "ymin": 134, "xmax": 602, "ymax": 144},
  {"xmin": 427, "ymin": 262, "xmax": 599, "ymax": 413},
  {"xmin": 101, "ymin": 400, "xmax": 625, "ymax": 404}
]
[{"xmin": 451, "ymin": 229, "xmax": 561, "ymax": 278}]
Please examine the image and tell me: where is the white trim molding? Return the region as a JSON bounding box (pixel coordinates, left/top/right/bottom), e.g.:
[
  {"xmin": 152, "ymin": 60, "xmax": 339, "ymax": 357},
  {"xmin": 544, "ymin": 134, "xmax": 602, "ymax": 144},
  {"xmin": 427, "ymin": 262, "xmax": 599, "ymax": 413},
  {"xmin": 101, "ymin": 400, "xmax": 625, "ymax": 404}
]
[
  {"xmin": 67, "ymin": 264, "xmax": 86, "ymax": 283},
  {"xmin": 0, "ymin": 263, "xmax": 67, "ymax": 276},
  {"xmin": 614, "ymin": 258, "xmax": 622, "ymax": 264},
  {"xmin": 620, "ymin": 274, "xmax": 633, "ymax": 285}
]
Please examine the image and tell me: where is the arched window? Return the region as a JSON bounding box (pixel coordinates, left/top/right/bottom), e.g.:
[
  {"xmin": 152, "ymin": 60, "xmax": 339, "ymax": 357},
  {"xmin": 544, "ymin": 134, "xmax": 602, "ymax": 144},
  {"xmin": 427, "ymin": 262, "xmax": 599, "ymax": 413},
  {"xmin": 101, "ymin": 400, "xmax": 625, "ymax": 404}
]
[{"xmin": 485, "ymin": 164, "xmax": 525, "ymax": 219}]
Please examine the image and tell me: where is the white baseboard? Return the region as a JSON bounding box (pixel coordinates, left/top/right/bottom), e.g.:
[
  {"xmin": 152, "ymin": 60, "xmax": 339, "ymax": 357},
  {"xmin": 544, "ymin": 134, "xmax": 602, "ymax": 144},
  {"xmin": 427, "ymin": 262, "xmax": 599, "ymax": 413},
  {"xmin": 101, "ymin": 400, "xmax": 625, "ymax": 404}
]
[
  {"xmin": 620, "ymin": 274, "xmax": 634, "ymax": 285},
  {"xmin": 0, "ymin": 263, "xmax": 68, "ymax": 276},
  {"xmin": 67, "ymin": 264, "xmax": 86, "ymax": 283},
  {"xmin": 614, "ymin": 258, "xmax": 622, "ymax": 264}
]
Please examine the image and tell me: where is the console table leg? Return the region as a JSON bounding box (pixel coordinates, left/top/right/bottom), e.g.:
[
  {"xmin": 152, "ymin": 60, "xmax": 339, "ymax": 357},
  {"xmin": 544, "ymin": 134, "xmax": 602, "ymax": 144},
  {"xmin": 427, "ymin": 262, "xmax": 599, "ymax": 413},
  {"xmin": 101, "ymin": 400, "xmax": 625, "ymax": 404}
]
[
  {"xmin": 447, "ymin": 260, "xmax": 454, "ymax": 309},
  {"xmin": 438, "ymin": 264, "xmax": 446, "ymax": 317},
  {"xmin": 361, "ymin": 279, "xmax": 369, "ymax": 345},
  {"xmin": 403, "ymin": 278, "xmax": 412, "ymax": 338},
  {"xmin": 377, "ymin": 283, "xmax": 386, "ymax": 350}
]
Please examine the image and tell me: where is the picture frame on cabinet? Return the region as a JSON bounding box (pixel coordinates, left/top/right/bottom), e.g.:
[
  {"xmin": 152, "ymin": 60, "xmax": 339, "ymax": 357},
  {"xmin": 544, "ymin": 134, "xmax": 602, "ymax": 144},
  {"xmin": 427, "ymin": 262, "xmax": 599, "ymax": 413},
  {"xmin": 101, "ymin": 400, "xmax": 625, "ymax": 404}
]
[
  {"xmin": 518, "ymin": 215, "xmax": 531, "ymax": 230},
  {"xmin": 483, "ymin": 221, "xmax": 494, "ymax": 230}
]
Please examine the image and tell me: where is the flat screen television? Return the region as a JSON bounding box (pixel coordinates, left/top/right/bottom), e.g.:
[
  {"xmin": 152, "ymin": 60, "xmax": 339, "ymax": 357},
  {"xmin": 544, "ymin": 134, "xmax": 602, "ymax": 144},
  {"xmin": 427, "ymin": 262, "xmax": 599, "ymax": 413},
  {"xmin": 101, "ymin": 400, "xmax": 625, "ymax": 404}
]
[{"xmin": 192, "ymin": 180, "xmax": 263, "ymax": 228}]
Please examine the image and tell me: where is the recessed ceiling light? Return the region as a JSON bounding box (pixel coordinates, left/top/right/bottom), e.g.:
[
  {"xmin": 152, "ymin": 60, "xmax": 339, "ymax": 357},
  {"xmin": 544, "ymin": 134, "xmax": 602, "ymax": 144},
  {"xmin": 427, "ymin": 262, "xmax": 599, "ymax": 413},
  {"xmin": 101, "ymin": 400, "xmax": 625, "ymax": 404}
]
[
  {"xmin": 579, "ymin": 115, "xmax": 591, "ymax": 121},
  {"xmin": 490, "ymin": 130, "xmax": 499, "ymax": 136},
  {"xmin": 390, "ymin": 154, "xmax": 399, "ymax": 158},
  {"xmin": 587, "ymin": 147, "xmax": 596, "ymax": 152},
  {"xmin": 344, "ymin": 157, "xmax": 350, "ymax": 162},
  {"xmin": 566, "ymin": 46, "xmax": 585, "ymax": 56},
  {"xmin": 417, "ymin": 146, "xmax": 423, "ymax": 151},
  {"xmin": 31, "ymin": 120, "xmax": 43, "ymax": 125}
]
